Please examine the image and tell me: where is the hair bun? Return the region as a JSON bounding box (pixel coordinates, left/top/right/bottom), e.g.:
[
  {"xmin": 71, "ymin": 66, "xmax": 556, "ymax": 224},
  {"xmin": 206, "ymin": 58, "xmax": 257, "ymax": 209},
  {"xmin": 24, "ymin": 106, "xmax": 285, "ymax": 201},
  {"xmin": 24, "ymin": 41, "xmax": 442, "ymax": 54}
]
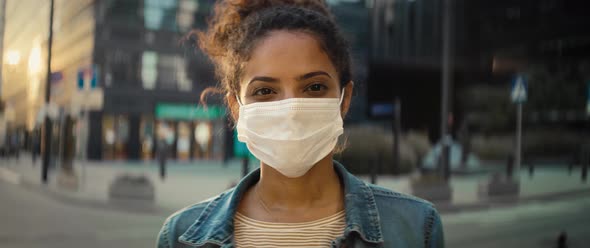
[
  {"xmin": 195, "ymin": 0, "xmax": 331, "ymax": 59},
  {"xmin": 232, "ymin": 0, "xmax": 330, "ymax": 17},
  {"xmin": 192, "ymin": 0, "xmax": 351, "ymax": 123}
]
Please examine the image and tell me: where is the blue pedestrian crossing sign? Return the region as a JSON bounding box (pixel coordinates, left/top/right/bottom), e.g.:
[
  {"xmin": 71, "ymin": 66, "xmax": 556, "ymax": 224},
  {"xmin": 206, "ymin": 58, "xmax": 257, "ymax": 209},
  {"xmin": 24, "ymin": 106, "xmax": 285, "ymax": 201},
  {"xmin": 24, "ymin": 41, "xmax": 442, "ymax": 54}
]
[{"xmin": 511, "ymin": 74, "xmax": 527, "ymax": 104}]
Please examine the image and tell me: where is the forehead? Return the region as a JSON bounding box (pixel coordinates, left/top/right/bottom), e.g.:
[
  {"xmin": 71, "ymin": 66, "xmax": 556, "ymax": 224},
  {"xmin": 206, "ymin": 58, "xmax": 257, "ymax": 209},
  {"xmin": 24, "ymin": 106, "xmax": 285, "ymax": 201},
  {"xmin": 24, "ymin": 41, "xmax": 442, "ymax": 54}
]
[{"xmin": 242, "ymin": 30, "xmax": 338, "ymax": 81}]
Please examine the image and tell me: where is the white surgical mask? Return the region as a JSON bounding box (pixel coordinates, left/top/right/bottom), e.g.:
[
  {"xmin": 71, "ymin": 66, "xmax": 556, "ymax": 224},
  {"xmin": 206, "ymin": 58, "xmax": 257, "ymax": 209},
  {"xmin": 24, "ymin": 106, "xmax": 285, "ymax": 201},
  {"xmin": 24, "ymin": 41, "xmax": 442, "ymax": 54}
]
[{"xmin": 236, "ymin": 90, "xmax": 345, "ymax": 178}]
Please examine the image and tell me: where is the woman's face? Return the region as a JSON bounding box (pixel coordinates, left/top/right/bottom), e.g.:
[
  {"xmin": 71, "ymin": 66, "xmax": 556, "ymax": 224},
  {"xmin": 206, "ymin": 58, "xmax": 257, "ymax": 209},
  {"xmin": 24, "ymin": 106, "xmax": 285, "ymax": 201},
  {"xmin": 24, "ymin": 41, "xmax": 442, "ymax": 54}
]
[{"xmin": 238, "ymin": 30, "xmax": 351, "ymax": 107}]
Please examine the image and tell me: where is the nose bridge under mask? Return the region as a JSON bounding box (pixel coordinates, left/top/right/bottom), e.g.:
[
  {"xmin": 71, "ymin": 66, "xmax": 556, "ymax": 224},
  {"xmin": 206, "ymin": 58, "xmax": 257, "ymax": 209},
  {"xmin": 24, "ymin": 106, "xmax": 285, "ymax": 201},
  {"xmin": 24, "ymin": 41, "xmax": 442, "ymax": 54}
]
[{"xmin": 235, "ymin": 89, "xmax": 345, "ymax": 178}]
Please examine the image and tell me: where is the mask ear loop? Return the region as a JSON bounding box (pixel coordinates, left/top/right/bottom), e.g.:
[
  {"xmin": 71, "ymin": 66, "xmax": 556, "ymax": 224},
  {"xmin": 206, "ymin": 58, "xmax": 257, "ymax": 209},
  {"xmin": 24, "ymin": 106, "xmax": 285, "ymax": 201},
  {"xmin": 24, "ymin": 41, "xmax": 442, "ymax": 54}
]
[
  {"xmin": 236, "ymin": 94, "xmax": 244, "ymax": 107},
  {"xmin": 338, "ymin": 88, "xmax": 346, "ymax": 106}
]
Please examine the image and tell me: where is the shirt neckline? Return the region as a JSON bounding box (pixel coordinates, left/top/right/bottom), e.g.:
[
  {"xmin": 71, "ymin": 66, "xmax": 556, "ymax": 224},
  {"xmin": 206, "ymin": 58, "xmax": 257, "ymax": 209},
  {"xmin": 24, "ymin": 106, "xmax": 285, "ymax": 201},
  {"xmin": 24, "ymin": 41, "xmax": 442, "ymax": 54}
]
[{"xmin": 234, "ymin": 210, "xmax": 345, "ymax": 228}]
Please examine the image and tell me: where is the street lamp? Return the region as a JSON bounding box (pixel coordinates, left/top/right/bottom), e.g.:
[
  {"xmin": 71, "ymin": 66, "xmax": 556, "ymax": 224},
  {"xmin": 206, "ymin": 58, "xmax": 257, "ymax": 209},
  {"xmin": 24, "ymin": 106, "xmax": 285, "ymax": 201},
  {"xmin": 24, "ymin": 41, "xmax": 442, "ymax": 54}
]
[
  {"xmin": 28, "ymin": 45, "xmax": 42, "ymax": 76},
  {"xmin": 6, "ymin": 50, "xmax": 20, "ymax": 66}
]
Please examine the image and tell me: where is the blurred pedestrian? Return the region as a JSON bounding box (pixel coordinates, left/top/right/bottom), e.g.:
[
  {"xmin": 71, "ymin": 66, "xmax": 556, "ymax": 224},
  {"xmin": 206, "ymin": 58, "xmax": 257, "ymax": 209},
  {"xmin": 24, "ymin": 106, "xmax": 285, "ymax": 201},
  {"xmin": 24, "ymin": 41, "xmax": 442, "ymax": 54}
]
[
  {"xmin": 10, "ymin": 132, "xmax": 19, "ymax": 160},
  {"xmin": 31, "ymin": 131, "xmax": 39, "ymax": 165},
  {"xmin": 157, "ymin": 1, "xmax": 444, "ymax": 247},
  {"xmin": 157, "ymin": 138, "xmax": 168, "ymax": 180},
  {"xmin": 459, "ymin": 119, "xmax": 471, "ymax": 170}
]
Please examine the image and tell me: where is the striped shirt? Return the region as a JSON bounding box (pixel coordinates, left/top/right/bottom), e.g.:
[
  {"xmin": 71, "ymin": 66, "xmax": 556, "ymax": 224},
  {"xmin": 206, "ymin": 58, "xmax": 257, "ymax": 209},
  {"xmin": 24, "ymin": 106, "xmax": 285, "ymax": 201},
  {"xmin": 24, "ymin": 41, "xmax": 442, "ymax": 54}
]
[{"xmin": 234, "ymin": 210, "xmax": 346, "ymax": 248}]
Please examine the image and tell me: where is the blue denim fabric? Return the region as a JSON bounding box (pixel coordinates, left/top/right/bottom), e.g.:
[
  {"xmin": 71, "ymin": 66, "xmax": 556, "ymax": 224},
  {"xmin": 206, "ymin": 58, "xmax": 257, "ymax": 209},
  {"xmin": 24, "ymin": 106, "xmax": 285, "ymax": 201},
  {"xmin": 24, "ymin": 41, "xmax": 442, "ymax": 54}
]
[{"xmin": 157, "ymin": 161, "xmax": 444, "ymax": 248}]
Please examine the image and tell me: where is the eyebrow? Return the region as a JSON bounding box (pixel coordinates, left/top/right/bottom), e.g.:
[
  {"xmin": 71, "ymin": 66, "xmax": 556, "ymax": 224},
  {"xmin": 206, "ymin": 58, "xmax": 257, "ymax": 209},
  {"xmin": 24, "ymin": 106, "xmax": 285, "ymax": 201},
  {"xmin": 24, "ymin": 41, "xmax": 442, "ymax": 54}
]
[
  {"xmin": 296, "ymin": 71, "xmax": 332, "ymax": 81},
  {"xmin": 248, "ymin": 76, "xmax": 279, "ymax": 85},
  {"xmin": 247, "ymin": 71, "xmax": 332, "ymax": 85}
]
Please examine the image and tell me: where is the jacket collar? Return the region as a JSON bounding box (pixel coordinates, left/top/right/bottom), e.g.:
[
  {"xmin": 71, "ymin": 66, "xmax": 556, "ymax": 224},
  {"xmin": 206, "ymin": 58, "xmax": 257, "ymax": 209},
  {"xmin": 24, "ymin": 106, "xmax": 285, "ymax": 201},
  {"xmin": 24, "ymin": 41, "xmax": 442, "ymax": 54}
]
[{"xmin": 179, "ymin": 161, "xmax": 384, "ymax": 247}]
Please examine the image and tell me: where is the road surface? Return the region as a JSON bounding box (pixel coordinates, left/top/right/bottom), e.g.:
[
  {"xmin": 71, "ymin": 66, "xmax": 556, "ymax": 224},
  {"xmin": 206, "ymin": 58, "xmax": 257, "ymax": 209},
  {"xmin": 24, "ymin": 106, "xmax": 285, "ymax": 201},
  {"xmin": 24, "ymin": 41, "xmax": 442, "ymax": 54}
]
[
  {"xmin": 0, "ymin": 180, "xmax": 166, "ymax": 248},
  {"xmin": 1, "ymin": 179, "xmax": 590, "ymax": 247}
]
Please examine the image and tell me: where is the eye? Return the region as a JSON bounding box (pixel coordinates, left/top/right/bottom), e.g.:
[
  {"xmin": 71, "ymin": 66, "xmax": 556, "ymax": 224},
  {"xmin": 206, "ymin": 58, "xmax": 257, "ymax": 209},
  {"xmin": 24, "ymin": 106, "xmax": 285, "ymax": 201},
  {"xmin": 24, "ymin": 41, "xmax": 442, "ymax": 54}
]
[
  {"xmin": 306, "ymin": 83, "xmax": 328, "ymax": 92},
  {"xmin": 253, "ymin": 88, "xmax": 274, "ymax": 96}
]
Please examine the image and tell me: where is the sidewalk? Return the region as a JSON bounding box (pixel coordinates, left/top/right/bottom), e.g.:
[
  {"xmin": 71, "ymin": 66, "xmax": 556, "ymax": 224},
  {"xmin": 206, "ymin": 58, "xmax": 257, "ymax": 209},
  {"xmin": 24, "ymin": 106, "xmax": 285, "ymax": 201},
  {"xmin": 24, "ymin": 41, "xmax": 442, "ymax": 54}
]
[
  {"xmin": 0, "ymin": 154, "xmax": 252, "ymax": 214},
  {"xmin": 1, "ymin": 153, "xmax": 589, "ymax": 215}
]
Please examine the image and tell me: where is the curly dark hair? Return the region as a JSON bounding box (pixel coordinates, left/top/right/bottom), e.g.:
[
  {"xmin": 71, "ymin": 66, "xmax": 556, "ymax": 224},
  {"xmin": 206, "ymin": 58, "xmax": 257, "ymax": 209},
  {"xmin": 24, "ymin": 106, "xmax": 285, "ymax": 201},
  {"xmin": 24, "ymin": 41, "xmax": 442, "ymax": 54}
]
[{"xmin": 190, "ymin": 0, "xmax": 352, "ymax": 121}]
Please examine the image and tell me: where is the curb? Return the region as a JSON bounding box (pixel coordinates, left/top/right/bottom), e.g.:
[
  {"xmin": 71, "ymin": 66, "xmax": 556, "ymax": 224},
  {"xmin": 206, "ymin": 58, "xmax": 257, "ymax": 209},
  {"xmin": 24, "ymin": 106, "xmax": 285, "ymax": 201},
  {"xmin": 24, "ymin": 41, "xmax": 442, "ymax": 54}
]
[
  {"xmin": 0, "ymin": 166, "xmax": 21, "ymax": 185},
  {"xmin": 2, "ymin": 166, "xmax": 589, "ymax": 215},
  {"xmin": 0, "ymin": 166, "xmax": 169, "ymax": 216},
  {"xmin": 436, "ymin": 187, "xmax": 590, "ymax": 214}
]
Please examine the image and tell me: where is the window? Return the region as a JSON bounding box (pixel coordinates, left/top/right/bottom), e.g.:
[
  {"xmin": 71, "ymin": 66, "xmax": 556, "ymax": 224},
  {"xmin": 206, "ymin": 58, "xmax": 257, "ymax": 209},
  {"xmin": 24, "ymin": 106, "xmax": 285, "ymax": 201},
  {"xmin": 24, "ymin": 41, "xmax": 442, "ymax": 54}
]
[
  {"xmin": 176, "ymin": 56, "xmax": 192, "ymax": 91},
  {"xmin": 107, "ymin": 49, "xmax": 140, "ymax": 87},
  {"xmin": 104, "ymin": 0, "xmax": 142, "ymax": 26},
  {"xmin": 141, "ymin": 51, "xmax": 158, "ymax": 90},
  {"xmin": 156, "ymin": 53, "xmax": 192, "ymax": 91},
  {"xmin": 144, "ymin": 0, "xmax": 179, "ymax": 31},
  {"xmin": 177, "ymin": 0, "xmax": 199, "ymax": 31},
  {"xmin": 157, "ymin": 54, "xmax": 177, "ymax": 90}
]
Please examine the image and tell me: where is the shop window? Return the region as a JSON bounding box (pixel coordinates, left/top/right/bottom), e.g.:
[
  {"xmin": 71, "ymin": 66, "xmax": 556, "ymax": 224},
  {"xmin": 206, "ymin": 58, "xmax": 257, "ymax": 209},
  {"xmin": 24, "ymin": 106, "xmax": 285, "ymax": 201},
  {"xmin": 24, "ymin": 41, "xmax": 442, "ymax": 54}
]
[
  {"xmin": 156, "ymin": 121, "xmax": 176, "ymax": 159},
  {"xmin": 177, "ymin": 121, "xmax": 191, "ymax": 160},
  {"xmin": 140, "ymin": 116, "xmax": 155, "ymax": 160},
  {"xmin": 193, "ymin": 121, "xmax": 212, "ymax": 159},
  {"xmin": 115, "ymin": 116, "xmax": 129, "ymax": 160},
  {"xmin": 102, "ymin": 115, "xmax": 115, "ymax": 160}
]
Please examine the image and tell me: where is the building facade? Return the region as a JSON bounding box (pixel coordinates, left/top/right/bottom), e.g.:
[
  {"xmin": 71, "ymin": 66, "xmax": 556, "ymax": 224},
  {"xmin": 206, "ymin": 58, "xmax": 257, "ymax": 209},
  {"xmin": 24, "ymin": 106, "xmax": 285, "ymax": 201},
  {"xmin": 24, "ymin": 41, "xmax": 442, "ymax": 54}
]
[
  {"xmin": 87, "ymin": 0, "xmax": 227, "ymax": 161},
  {"xmin": 367, "ymin": 0, "xmax": 590, "ymax": 142},
  {"xmin": 2, "ymin": 0, "xmax": 375, "ymax": 162}
]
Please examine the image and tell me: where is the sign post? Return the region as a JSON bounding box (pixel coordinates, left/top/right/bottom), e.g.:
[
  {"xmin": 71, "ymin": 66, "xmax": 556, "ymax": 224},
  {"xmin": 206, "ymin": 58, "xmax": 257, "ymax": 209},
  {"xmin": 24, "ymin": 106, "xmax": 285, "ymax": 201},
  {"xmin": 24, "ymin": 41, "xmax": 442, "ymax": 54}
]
[
  {"xmin": 511, "ymin": 74, "xmax": 528, "ymax": 179},
  {"xmin": 42, "ymin": 0, "xmax": 55, "ymax": 184},
  {"xmin": 75, "ymin": 65, "xmax": 101, "ymax": 190},
  {"xmin": 586, "ymin": 80, "xmax": 590, "ymax": 117}
]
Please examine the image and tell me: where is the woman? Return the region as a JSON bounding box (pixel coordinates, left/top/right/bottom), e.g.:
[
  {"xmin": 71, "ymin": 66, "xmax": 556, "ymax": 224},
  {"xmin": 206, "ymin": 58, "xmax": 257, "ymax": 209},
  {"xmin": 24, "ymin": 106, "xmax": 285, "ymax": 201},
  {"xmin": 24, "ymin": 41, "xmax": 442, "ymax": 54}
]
[{"xmin": 158, "ymin": 1, "xmax": 444, "ymax": 247}]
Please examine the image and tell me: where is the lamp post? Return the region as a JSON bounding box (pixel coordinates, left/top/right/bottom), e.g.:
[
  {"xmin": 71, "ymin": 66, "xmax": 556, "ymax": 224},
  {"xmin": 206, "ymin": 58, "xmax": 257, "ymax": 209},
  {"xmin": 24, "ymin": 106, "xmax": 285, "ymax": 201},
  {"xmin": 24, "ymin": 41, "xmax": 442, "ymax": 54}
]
[
  {"xmin": 42, "ymin": 0, "xmax": 55, "ymax": 184},
  {"xmin": 0, "ymin": 0, "xmax": 6, "ymax": 98},
  {"xmin": 440, "ymin": 0, "xmax": 453, "ymax": 181}
]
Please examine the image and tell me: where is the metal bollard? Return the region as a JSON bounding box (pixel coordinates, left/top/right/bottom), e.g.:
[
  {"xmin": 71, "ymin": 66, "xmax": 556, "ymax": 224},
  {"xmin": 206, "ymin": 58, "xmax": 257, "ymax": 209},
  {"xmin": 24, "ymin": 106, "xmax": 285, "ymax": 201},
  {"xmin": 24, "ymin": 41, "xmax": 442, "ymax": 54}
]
[
  {"xmin": 582, "ymin": 145, "xmax": 589, "ymax": 183},
  {"xmin": 370, "ymin": 159, "xmax": 377, "ymax": 184},
  {"xmin": 557, "ymin": 231, "xmax": 567, "ymax": 248},
  {"xmin": 582, "ymin": 157, "xmax": 588, "ymax": 183},
  {"xmin": 506, "ymin": 155, "xmax": 514, "ymax": 179}
]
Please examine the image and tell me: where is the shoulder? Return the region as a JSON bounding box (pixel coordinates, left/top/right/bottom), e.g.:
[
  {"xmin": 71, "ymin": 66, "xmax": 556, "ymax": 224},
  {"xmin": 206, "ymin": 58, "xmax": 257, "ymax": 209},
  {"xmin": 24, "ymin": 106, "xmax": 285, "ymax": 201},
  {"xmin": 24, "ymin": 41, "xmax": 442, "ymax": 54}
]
[
  {"xmin": 156, "ymin": 191, "xmax": 228, "ymax": 248},
  {"xmin": 369, "ymin": 184, "xmax": 434, "ymax": 209},
  {"xmin": 368, "ymin": 183, "xmax": 438, "ymax": 217},
  {"xmin": 367, "ymin": 184, "xmax": 444, "ymax": 247}
]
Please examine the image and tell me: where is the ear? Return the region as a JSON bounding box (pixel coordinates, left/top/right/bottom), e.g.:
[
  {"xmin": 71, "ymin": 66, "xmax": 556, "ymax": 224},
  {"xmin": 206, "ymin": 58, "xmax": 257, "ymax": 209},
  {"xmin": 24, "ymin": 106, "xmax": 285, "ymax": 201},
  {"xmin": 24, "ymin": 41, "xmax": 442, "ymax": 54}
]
[
  {"xmin": 340, "ymin": 81, "xmax": 354, "ymax": 117},
  {"xmin": 225, "ymin": 93, "xmax": 240, "ymax": 124}
]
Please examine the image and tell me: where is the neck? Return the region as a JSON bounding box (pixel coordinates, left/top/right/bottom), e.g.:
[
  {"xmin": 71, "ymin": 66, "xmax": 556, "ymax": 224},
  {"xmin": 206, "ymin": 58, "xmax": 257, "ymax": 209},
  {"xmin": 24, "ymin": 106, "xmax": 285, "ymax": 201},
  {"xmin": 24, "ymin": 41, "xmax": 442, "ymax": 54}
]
[{"xmin": 257, "ymin": 154, "xmax": 343, "ymax": 211}]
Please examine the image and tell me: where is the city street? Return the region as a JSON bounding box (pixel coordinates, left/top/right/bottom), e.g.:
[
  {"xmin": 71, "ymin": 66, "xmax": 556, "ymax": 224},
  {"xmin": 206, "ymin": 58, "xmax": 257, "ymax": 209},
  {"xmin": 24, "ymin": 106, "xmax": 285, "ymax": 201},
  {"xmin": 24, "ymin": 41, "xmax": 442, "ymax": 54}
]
[
  {"xmin": 0, "ymin": 180, "xmax": 166, "ymax": 248},
  {"xmin": 2, "ymin": 175, "xmax": 590, "ymax": 247},
  {"xmin": 443, "ymin": 194, "xmax": 590, "ymax": 248},
  {"xmin": 1, "ymin": 0, "xmax": 589, "ymax": 247}
]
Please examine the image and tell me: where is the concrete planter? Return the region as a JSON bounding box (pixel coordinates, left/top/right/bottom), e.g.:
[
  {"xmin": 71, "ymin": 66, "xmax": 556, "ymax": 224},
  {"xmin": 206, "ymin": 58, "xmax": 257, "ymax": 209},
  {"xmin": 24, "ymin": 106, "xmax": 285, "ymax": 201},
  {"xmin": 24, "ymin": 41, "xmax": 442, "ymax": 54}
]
[
  {"xmin": 57, "ymin": 172, "xmax": 79, "ymax": 191},
  {"xmin": 478, "ymin": 174, "xmax": 520, "ymax": 198},
  {"xmin": 108, "ymin": 174, "xmax": 155, "ymax": 202},
  {"xmin": 410, "ymin": 176, "xmax": 453, "ymax": 203}
]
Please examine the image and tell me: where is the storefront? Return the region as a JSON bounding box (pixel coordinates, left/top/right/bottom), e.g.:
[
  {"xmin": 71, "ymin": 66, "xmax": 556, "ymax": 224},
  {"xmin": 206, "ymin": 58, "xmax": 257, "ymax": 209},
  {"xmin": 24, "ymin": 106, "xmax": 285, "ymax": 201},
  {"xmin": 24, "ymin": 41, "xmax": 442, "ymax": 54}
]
[
  {"xmin": 154, "ymin": 103, "xmax": 226, "ymax": 161},
  {"xmin": 99, "ymin": 103, "xmax": 227, "ymax": 161}
]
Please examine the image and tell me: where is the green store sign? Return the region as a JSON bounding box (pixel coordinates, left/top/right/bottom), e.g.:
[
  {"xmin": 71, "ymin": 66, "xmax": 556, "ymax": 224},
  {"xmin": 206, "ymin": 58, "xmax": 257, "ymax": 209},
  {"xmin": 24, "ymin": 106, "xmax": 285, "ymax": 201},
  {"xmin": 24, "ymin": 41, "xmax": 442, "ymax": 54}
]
[{"xmin": 155, "ymin": 103, "xmax": 226, "ymax": 120}]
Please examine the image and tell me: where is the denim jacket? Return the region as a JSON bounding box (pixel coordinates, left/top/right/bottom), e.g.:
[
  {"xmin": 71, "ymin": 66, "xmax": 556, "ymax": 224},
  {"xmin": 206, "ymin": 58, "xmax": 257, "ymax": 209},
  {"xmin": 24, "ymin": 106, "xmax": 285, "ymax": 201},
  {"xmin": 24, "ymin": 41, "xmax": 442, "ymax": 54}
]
[{"xmin": 157, "ymin": 161, "xmax": 444, "ymax": 247}]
